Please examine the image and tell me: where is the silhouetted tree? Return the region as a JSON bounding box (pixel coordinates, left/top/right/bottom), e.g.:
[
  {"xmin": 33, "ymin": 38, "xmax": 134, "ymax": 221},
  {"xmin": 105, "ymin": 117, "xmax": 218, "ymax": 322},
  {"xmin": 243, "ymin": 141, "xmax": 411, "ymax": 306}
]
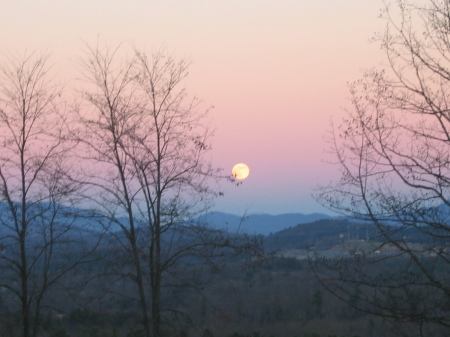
[
  {"xmin": 77, "ymin": 43, "xmax": 257, "ymax": 337},
  {"xmin": 316, "ymin": 1, "xmax": 450, "ymax": 336},
  {"xmin": 0, "ymin": 52, "xmax": 99, "ymax": 337}
]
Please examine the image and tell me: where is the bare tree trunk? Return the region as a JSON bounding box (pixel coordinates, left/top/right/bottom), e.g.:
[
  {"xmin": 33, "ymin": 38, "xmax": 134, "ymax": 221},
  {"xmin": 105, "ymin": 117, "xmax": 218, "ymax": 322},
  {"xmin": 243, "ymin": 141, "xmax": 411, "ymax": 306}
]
[
  {"xmin": 150, "ymin": 218, "xmax": 162, "ymax": 337},
  {"xmin": 20, "ymin": 226, "xmax": 29, "ymax": 337},
  {"xmin": 130, "ymin": 225, "xmax": 151, "ymax": 337}
]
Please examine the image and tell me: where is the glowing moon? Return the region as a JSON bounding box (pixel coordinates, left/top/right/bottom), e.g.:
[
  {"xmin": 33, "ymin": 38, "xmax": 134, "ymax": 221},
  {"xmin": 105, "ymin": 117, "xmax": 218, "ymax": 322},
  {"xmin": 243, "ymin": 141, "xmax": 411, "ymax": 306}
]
[{"xmin": 232, "ymin": 163, "xmax": 250, "ymax": 180}]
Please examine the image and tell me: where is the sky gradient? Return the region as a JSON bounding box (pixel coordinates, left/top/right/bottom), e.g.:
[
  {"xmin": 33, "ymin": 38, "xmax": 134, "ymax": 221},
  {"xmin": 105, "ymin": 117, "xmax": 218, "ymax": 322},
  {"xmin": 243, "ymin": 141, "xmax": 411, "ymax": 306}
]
[{"xmin": 1, "ymin": 0, "xmax": 387, "ymax": 215}]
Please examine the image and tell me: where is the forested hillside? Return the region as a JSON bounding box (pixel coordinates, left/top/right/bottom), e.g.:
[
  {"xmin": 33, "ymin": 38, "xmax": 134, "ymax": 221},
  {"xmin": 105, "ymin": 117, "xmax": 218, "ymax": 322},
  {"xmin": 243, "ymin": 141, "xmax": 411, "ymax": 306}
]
[{"xmin": 0, "ymin": 212, "xmax": 434, "ymax": 337}]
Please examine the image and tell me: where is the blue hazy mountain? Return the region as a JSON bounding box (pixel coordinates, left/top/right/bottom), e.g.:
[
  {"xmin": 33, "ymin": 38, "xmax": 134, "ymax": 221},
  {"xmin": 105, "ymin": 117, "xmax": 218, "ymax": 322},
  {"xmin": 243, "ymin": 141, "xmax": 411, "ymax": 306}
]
[{"xmin": 197, "ymin": 211, "xmax": 333, "ymax": 236}]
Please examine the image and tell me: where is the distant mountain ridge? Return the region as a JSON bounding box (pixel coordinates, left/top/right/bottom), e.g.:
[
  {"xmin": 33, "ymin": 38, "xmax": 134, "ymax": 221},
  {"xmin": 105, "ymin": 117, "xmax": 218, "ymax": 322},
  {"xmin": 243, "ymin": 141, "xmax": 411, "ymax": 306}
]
[
  {"xmin": 198, "ymin": 211, "xmax": 333, "ymax": 236},
  {"xmin": 0, "ymin": 201, "xmax": 332, "ymax": 237}
]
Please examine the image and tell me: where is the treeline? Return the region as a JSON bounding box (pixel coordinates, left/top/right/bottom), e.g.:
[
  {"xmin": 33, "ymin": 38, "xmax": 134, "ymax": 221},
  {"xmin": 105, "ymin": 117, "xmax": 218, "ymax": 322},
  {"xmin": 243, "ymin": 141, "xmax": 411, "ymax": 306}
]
[{"xmin": 0, "ymin": 247, "xmax": 397, "ymax": 337}]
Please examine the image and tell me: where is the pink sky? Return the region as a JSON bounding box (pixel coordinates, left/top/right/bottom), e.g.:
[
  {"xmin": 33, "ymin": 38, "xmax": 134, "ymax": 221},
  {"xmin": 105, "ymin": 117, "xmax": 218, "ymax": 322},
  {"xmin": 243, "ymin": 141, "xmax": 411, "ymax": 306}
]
[{"xmin": 1, "ymin": 0, "xmax": 386, "ymax": 215}]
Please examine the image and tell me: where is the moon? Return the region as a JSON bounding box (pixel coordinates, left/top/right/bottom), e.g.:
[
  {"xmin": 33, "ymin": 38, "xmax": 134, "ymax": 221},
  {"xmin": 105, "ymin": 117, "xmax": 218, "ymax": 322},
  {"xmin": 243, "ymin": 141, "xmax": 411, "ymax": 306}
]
[{"xmin": 232, "ymin": 163, "xmax": 250, "ymax": 180}]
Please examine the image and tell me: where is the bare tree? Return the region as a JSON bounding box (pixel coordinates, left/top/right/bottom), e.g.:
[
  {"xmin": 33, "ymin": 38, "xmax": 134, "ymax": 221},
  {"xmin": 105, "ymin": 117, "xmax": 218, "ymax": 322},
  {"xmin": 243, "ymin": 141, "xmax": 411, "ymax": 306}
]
[
  {"xmin": 76, "ymin": 43, "xmax": 255, "ymax": 337},
  {"xmin": 315, "ymin": 0, "xmax": 450, "ymax": 335},
  {"xmin": 74, "ymin": 43, "xmax": 153, "ymax": 336},
  {"xmin": 0, "ymin": 52, "xmax": 100, "ymax": 337}
]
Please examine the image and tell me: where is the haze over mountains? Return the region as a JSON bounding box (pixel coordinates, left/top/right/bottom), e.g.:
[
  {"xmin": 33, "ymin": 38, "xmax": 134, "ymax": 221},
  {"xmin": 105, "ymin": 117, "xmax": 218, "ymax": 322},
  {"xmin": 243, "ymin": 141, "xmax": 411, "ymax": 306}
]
[{"xmin": 199, "ymin": 211, "xmax": 333, "ymax": 236}]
